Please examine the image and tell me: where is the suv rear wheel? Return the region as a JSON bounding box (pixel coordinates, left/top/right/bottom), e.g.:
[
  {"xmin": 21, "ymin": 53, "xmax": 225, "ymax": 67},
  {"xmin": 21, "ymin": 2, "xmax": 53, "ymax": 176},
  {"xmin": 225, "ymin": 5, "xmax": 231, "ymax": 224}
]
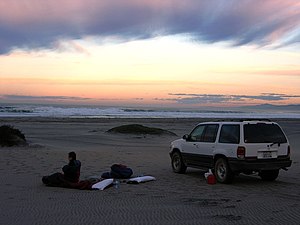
[
  {"xmin": 214, "ymin": 158, "xmax": 234, "ymax": 184},
  {"xmin": 171, "ymin": 151, "xmax": 187, "ymax": 174},
  {"xmin": 259, "ymin": 170, "xmax": 279, "ymax": 181}
]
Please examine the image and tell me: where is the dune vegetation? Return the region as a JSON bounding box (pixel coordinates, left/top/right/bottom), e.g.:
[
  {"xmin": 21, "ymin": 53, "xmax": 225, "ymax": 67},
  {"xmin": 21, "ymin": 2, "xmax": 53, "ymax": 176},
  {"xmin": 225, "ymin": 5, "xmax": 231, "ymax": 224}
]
[
  {"xmin": 106, "ymin": 124, "xmax": 176, "ymax": 136},
  {"xmin": 0, "ymin": 125, "xmax": 27, "ymax": 147}
]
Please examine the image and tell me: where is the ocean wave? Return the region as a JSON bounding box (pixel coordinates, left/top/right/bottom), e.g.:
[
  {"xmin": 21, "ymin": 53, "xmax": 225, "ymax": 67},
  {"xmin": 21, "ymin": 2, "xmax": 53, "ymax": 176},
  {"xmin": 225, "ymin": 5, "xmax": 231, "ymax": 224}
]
[{"xmin": 0, "ymin": 105, "xmax": 299, "ymax": 119}]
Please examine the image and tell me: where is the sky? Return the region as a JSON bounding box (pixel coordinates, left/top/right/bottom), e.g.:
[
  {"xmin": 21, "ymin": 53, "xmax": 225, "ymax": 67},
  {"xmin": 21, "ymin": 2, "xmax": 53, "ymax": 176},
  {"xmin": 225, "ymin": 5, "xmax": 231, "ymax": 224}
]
[{"xmin": 0, "ymin": 0, "xmax": 300, "ymax": 108}]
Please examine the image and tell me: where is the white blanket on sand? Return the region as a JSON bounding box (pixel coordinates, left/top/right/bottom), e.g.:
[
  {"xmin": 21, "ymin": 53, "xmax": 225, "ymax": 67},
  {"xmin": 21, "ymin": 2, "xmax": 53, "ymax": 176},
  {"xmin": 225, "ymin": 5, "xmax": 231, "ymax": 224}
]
[
  {"xmin": 127, "ymin": 176, "xmax": 156, "ymax": 184},
  {"xmin": 91, "ymin": 178, "xmax": 114, "ymax": 190}
]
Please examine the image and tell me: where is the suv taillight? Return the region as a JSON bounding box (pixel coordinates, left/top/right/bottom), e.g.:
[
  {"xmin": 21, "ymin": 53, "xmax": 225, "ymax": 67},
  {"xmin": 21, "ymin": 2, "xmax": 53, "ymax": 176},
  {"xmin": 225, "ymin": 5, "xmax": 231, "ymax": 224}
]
[
  {"xmin": 287, "ymin": 145, "xmax": 291, "ymax": 157},
  {"xmin": 237, "ymin": 146, "xmax": 246, "ymax": 159}
]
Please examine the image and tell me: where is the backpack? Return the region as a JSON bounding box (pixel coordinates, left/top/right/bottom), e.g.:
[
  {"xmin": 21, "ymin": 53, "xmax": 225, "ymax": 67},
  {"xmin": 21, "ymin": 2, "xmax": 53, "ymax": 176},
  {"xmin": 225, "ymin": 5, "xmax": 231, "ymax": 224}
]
[{"xmin": 101, "ymin": 164, "xmax": 133, "ymax": 179}]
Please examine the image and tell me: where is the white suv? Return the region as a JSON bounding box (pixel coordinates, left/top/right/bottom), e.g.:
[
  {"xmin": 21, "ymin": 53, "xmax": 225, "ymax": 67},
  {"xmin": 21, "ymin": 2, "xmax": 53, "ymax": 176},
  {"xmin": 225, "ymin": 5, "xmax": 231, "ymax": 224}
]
[{"xmin": 170, "ymin": 120, "xmax": 292, "ymax": 183}]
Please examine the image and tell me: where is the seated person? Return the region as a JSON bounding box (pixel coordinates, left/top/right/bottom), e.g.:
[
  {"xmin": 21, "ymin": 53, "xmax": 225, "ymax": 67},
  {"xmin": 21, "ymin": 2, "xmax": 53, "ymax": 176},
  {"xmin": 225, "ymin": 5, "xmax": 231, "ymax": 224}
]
[
  {"xmin": 42, "ymin": 151, "xmax": 81, "ymax": 187},
  {"xmin": 63, "ymin": 151, "xmax": 81, "ymax": 183}
]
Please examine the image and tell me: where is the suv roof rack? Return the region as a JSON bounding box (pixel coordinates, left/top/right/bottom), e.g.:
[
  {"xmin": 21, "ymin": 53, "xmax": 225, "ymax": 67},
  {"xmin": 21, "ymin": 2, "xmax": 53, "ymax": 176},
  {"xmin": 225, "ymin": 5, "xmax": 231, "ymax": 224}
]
[
  {"xmin": 214, "ymin": 118, "xmax": 272, "ymax": 122},
  {"xmin": 240, "ymin": 118, "xmax": 272, "ymax": 122}
]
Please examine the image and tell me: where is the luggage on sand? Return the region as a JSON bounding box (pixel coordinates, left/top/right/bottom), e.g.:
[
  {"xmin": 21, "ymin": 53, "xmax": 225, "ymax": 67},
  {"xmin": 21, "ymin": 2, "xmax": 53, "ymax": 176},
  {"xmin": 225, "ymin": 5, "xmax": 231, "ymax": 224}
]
[{"xmin": 101, "ymin": 164, "xmax": 133, "ymax": 179}]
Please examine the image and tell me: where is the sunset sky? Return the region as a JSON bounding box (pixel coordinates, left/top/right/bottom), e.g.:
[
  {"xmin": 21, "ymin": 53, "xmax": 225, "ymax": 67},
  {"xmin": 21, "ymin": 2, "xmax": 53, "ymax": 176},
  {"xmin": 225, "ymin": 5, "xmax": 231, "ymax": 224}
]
[{"xmin": 0, "ymin": 0, "xmax": 299, "ymax": 108}]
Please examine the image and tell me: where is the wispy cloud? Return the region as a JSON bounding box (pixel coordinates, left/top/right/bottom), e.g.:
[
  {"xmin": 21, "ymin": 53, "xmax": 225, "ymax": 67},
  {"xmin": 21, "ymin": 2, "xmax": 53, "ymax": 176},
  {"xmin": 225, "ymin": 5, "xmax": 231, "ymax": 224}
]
[
  {"xmin": 165, "ymin": 93, "xmax": 300, "ymax": 104},
  {"xmin": 255, "ymin": 69, "xmax": 300, "ymax": 77},
  {"xmin": 1, "ymin": 95, "xmax": 91, "ymax": 101},
  {"xmin": 0, "ymin": 0, "xmax": 299, "ymax": 54}
]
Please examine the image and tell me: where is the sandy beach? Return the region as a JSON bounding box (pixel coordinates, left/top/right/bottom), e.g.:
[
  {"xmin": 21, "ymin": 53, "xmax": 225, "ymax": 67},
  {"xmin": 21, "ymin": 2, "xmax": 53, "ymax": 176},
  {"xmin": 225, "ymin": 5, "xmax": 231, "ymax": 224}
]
[{"xmin": 0, "ymin": 117, "xmax": 300, "ymax": 225}]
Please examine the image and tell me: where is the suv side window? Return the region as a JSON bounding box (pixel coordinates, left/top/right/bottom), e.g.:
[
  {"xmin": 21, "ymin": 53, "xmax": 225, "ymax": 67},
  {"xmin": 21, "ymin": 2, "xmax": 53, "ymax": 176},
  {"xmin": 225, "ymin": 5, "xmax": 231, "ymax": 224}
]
[
  {"xmin": 219, "ymin": 125, "xmax": 240, "ymax": 144},
  {"xmin": 189, "ymin": 124, "xmax": 219, "ymax": 142},
  {"xmin": 202, "ymin": 124, "xmax": 219, "ymax": 143},
  {"xmin": 189, "ymin": 125, "xmax": 205, "ymax": 142}
]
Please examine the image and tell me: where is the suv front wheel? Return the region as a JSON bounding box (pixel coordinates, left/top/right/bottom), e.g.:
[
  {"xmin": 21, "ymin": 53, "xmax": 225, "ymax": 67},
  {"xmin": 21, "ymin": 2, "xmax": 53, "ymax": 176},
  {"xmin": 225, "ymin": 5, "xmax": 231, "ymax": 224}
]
[
  {"xmin": 171, "ymin": 151, "xmax": 187, "ymax": 174},
  {"xmin": 214, "ymin": 158, "xmax": 234, "ymax": 184}
]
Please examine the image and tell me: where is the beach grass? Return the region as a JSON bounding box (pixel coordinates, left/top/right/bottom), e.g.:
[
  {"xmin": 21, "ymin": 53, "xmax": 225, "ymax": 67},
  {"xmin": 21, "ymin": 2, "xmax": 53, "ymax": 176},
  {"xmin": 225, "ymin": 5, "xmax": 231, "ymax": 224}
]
[{"xmin": 0, "ymin": 125, "xmax": 27, "ymax": 147}]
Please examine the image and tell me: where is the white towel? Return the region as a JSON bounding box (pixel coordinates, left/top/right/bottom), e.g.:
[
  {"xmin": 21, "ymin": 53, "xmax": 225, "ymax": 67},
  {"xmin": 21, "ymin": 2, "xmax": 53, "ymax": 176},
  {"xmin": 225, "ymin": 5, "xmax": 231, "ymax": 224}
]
[
  {"xmin": 91, "ymin": 178, "xmax": 114, "ymax": 190},
  {"xmin": 127, "ymin": 176, "xmax": 156, "ymax": 184}
]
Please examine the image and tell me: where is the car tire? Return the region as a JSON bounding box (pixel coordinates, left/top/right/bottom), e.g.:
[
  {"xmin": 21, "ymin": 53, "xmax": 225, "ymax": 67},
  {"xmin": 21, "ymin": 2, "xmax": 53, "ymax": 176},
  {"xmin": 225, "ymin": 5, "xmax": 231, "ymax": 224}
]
[
  {"xmin": 259, "ymin": 170, "xmax": 279, "ymax": 181},
  {"xmin": 171, "ymin": 151, "xmax": 187, "ymax": 174},
  {"xmin": 214, "ymin": 158, "xmax": 234, "ymax": 184}
]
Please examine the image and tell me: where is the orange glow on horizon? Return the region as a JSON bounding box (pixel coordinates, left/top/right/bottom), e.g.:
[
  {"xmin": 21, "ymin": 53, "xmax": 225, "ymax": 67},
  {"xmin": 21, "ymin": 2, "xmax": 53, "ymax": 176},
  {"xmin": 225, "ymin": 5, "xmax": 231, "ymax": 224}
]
[{"xmin": 1, "ymin": 37, "xmax": 300, "ymax": 107}]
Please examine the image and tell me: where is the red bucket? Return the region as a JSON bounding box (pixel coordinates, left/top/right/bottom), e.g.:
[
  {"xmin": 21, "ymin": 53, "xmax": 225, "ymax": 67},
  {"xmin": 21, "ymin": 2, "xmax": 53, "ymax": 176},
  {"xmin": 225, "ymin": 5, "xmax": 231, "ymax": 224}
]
[{"xmin": 207, "ymin": 174, "xmax": 216, "ymax": 184}]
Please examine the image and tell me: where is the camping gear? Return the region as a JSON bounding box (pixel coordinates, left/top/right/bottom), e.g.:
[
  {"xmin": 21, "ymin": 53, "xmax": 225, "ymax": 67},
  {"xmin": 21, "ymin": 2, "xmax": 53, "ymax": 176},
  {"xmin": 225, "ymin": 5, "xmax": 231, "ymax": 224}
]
[
  {"xmin": 127, "ymin": 176, "xmax": 156, "ymax": 184},
  {"xmin": 101, "ymin": 164, "xmax": 133, "ymax": 179},
  {"xmin": 204, "ymin": 169, "xmax": 216, "ymax": 184},
  {"xmin": 91, "ymin": 179, "xmax": 114, "ymax": 190},
  {"xmin": 207, "ymin": 174, "xmax": 216, "ymax": 184}
]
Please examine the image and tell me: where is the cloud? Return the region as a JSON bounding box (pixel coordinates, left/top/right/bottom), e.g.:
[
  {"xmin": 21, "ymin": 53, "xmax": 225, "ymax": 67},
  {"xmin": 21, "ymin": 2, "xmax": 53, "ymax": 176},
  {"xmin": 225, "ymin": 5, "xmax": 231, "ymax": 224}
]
[
  {"xmin": 252, "ymin": 69, "xmax": 300, "ymax": 77},
  {"xmin": 166, "ymin": 93, "xmax": 300, "ymax": 104},
  {"xmin": 1, "ymin": 95, "xmax": 91, "ymax": 101},
  {"xmin": 0, "ymin": 0, "xmax": 299, "ymax": 54}
]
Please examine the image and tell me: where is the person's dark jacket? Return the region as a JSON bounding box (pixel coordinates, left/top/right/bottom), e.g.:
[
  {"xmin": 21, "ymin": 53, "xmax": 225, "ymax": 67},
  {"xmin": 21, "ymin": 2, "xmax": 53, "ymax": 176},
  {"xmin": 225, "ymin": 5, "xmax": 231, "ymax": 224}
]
[{"xmin": 62, "ymin": 160, "xmax": 81, "ymax": 183}]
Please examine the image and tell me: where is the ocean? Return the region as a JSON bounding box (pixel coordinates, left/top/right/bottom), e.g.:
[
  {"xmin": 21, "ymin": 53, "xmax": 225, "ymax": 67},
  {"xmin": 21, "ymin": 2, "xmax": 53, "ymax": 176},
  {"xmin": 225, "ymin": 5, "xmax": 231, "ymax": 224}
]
[{"xmin": 1, "ymin": 104, "xmax": 300, "ymax": 119}]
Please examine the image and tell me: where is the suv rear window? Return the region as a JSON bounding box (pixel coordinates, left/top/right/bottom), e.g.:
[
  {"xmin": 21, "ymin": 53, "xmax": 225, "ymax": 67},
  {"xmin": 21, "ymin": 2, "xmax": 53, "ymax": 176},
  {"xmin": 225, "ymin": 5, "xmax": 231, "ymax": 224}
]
[
  {"xmin": 244, "ymin": 123, "xmax": 287, "ymax": 143},
  {"xmin": 219, "ymin": 125, "xmax": 240, "ymax": 144}
]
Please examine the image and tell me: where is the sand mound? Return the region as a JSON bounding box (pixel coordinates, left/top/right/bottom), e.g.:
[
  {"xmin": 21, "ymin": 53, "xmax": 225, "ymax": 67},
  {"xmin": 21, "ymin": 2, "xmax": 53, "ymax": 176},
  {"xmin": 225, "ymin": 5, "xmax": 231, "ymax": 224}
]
[{"xmin": 106, "ymin": 124, "xmax": 177, "ymax": 136}]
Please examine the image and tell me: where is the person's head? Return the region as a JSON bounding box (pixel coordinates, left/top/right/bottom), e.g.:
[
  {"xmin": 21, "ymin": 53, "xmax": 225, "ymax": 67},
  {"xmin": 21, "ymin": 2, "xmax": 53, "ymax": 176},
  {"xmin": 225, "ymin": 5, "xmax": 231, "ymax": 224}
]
[{"xmin": 68, "ymin": 151, "xmax": 76, "ymax": 161}]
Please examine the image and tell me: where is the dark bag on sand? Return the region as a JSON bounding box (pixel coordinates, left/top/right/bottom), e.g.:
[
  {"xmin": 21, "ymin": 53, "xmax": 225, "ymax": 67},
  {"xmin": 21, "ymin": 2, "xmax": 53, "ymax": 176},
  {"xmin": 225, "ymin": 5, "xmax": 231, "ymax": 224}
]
[
  {"xmin": 42, "ymin": 172, "xmax": 65, "ymax": 187},
  {"xmin": 42, "ymin": 173, "xmax": 97, "ymax": 190},
  {"xmin": 101, "ymin": 164, "xmax": 133, "ymax": 179}
]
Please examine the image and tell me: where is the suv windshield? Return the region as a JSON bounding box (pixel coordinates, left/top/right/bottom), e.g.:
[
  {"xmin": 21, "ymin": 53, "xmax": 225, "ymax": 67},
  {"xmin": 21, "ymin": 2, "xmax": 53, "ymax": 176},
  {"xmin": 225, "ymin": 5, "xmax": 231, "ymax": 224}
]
[{"xmin": 244, "ymin": 123, "xmax": 287, "ymax": 143}]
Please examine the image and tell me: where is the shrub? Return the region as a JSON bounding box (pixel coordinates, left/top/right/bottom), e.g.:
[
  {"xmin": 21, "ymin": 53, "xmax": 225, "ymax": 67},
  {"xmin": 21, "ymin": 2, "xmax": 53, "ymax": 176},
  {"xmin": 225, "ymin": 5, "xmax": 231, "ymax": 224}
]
[{"xmin": 0, "ymin": 125, "xmax": 27, "ymax": 147}]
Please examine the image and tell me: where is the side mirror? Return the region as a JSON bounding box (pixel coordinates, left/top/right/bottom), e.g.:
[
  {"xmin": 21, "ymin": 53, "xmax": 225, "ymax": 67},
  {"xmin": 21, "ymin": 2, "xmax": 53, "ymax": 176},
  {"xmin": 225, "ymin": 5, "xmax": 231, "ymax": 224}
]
[{"xmin": 183, "ymin": 134, "xmax": 189, "ymax": 140}]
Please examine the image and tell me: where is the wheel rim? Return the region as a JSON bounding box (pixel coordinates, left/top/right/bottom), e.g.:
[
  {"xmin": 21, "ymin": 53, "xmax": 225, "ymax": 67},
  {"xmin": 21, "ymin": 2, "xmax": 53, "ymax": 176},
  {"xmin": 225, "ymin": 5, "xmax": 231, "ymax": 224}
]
[
  {"xmin": 216, "ymin": 161, "xmax": 227, "ymax": 181},
  {"xmin": 173, "ymin": 155, "xmax": 181, "ymax": 170}
]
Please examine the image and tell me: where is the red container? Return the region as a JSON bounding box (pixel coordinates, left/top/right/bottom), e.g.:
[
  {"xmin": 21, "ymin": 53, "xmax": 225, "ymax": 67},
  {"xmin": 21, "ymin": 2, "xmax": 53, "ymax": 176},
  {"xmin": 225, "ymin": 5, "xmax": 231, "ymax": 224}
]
[{"xmin": 207, "ymin": 174, "xmax": 216, "ymax": 184}]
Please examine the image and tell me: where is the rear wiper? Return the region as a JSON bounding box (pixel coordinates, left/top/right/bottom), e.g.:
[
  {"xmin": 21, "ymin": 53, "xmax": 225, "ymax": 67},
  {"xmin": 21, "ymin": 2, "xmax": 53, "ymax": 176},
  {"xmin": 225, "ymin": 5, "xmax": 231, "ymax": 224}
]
[{"xmin": 270, "ymin": 142, "xmax": 281, "ymax": 147}]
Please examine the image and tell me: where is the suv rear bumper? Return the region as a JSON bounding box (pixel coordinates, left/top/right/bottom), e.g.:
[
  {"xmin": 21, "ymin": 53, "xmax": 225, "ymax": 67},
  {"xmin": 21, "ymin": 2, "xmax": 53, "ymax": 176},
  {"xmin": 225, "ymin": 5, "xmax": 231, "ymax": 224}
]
[{"xmin": 228, "ymin": 157, "xmax": 292, "ymax": 172}]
